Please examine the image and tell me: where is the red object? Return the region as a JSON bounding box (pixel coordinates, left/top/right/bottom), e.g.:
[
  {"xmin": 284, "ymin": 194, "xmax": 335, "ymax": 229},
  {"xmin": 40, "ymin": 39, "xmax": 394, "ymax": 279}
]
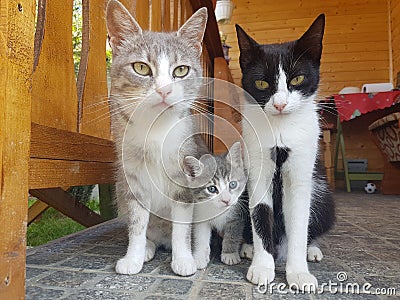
[{"xmin": 333, "ymin": 91, "xmax": 400, "ymax": 122}]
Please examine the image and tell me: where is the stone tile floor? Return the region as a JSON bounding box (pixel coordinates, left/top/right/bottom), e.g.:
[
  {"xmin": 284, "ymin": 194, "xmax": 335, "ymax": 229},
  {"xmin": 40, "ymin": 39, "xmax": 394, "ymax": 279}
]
[{"xmin": 26, "ymin": 191, "xmax": 400, "ymax": 299}]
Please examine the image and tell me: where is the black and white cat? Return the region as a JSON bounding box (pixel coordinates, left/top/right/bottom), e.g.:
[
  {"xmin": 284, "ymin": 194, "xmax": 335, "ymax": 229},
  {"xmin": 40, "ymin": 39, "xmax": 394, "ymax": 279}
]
[{"xmin": 236, "ymin": 15, "xmax": 335, "ymax": 291}]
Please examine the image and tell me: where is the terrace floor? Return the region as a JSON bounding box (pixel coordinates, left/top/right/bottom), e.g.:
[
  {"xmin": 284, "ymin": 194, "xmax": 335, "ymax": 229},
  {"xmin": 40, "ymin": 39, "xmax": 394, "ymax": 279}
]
[{"xmin": 26, "ymin": 191, "xmax": 399, "ymax": 299}]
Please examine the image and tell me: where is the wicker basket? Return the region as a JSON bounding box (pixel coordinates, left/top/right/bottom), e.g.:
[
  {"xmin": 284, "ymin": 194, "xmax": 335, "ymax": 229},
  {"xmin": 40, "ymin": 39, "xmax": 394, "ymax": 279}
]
[{"xmin": 369, "ymin": 112, "xmax": 400, "ymax": 162}]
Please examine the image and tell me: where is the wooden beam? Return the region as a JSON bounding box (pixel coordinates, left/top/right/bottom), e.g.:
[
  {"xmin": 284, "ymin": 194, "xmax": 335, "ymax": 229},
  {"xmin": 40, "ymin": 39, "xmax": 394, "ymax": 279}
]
[
  {"xmin": 30, "ymin": 122, "xmax": 116, "ymax": 163},
  {"xmin": 28, "ymin": 200, "xmax": 49, "ymax": 225},
  {"xmin": 30, "ymin": 188, "xmax": 104, "ymax": 227},
  {"xmin": 0, "ymin": 1, "xmax": 35, "ymax": 298},
  {"xmin": 189, "ymin": 0, "xmax": 224, "ymax": 60},
  {"xmin": 213, "ymin": 57, "xmax": 242, "ymax": 154},
  {"xmin": 29, "ymin": 158, "xmax": 115, "ymax": 189}
]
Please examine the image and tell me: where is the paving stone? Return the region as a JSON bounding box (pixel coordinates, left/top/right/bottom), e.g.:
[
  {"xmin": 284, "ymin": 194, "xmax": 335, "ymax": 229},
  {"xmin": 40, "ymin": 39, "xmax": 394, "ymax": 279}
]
[
  {"xmin": 25, "ymin": 192, "xmax": 400, "ymax": 299},
  {"xmin": 60, "ymin": 255, "xmax": 115, "ymax": 270},
  {"xmin": 94, "ymin": 274, "xmax": 155, "ymax": 292},
  {"xmin": 67, "ymin": 289, "xmax": 135, "ymax": 300},
  {"xmin": 26, "ymin": 286, "xmax": 65, "ymax": 300},
  {"xmin": 198, "ymin": 282, "xmax": 247, "ymax": 299},
  {"xmin": 26, "ymin": 251, "xmax": 70, "ymax": 265},
  {"xmin": 26, "ymin": 267, "xmax": 48, "ymax": 280},
  {"xmin": 204, "ymin": 263, "xmax": 247, "ymax": 282},
  {"xmin": 153, "ymin": 278, "xmax": 193, "ymax": 295},
  {"xmin": 38, "ymin": 270, "xmax": 98, "ymax": 288},
  {"xmin": 85, "ymin": 245, "xmax": 127, "ymax": 257}
]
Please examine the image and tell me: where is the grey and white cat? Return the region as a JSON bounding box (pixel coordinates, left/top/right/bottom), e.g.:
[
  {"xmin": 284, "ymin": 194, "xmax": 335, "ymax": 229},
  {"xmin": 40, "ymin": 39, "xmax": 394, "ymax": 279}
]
[
  {"xmin": 183, "ymin": 142, "xmax": 247, "ymax": 269},
  {"xmin": 106, "ymin": 0, "xmax": 208, "ymax": 276},
  {"xmin": 236, "ymin": 15, "xmax": 335, "ymax": 291}
]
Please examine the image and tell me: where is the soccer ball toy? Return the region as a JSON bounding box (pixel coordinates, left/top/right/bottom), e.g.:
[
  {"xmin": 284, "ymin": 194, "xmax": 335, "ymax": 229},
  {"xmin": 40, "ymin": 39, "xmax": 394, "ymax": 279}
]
[{"xmin": 364, "ymin": 182, "xmax": 376, "ymax": 194}]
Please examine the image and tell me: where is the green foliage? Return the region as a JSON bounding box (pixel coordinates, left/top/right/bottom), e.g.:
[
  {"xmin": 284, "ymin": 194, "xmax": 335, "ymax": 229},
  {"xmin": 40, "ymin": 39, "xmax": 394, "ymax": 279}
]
[
  {"xmin": 27, "ymin": 187, "xmax": 100, "ymax": 246},
  {"xmin": 72, "ymin": 0, "xmax": 112, "ymax": 76},
  {"xmin": 27, "ymin": 207, "xmax": 85, "ymax": 247},
  {"xmin": 72, "ymin": 0, "xmax": 83, "ymax": 75},
  {"xmin": 68, "ymin": 185, "xmax": 95, "ymax": 205}
]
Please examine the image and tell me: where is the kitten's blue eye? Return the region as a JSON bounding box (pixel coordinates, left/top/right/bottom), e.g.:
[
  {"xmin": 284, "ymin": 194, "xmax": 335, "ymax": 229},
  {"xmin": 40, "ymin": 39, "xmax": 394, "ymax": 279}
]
[
  {"xmin": 207, "ymin": 185, "xmax": 218, "ymax": 194},
  {"xmin": 229, "ymin": 181, "xmax": 238, "ymax": 189}
]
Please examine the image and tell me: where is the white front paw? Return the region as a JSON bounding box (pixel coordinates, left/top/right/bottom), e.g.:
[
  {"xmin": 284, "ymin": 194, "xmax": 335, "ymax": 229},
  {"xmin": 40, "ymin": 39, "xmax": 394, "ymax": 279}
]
[
  {"xmin": 307, "ymin": 246, "xmax": 323, "ymax": 262},
  {"xmin": 171, "ymin": 257, "xmax": 197, "ymax": 276},
  {"xmin": 240, "ymin": 243, "xmax": 254, "ymax": 259},
  {"xmin": 286, "ymin": 272, "xmax": 318, "ymax": 292},
  {"xmin": 115, "ymin": 256, "xmax": 143, "ymax": 275},
  {"xmin": 221, "ymin": 252, "xmax": 241, "ymax": 265},
  {"xmin": 246, "ymin": 264, "xmax": 275, "ymax": 285},
  {"xmin": 193, "ymin": 252, "xmax": 210, "ymax": 269},
  {"xmin": 144, "ymin": 240, "xmax": 156, "ymax": 262}
]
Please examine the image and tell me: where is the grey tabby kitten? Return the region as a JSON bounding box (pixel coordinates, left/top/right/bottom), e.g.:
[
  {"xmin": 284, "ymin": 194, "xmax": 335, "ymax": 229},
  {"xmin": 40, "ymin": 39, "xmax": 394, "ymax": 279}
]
[
  {"xmin": 183, "ymin": 142, "xmax": 247, "ymax": 269},
  {"xmin": 106, "ymin": 0, "xmax": 208, "ymax": 277}
]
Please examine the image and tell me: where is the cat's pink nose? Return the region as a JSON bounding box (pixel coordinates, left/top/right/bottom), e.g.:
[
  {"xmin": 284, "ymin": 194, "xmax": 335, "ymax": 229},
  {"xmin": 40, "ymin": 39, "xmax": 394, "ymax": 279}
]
[
  {"xmin": 273, "ymin": 103, "xmax": 287, "ymax": 112},
  {"xmin": 156, "ymin": 86, "xmax": 172, "ymax": 100},
  {"xmin": 222, "ymin": 199, "xmax": 230, "ymax": 206}
]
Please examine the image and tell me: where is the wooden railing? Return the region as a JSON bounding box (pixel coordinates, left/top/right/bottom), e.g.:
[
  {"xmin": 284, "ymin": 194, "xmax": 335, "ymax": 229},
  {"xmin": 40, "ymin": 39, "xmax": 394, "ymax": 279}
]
[{"xmin": 1, "ymin": 0, "xmax": 229, "ymax": 298}]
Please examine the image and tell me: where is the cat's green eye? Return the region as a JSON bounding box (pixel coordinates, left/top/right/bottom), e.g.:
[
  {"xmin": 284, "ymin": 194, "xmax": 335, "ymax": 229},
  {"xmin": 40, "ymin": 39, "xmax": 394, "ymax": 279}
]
[
  {"xmin": 133, "ymin": 62, "xmax": 151, "ymax": 76},
  {"xmin": 229, "ymin": 181, "xmax": 238, "ymax": 189},
  {"xmin": 207, "ymin": 185, "xmax": 218, "ymax": 194},
  {"xmin": 173, "ymin": 65, "xmax": 190, "ymax": 78},
  {"xmin": 290, "ymin": 75, "xmax": 305, "ymax": 86},
  {"xmin": 255, "ymin": 80, "xmax": 269, "ymax": 90}
]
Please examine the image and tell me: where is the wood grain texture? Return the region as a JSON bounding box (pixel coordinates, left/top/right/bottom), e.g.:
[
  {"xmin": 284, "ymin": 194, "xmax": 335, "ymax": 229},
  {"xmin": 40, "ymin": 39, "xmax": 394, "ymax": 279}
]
[
  {"xmin": 151, "ymin": 0, "xmax": 162, "ymax": 31},
  {"xmin": 30, "ymin": 188, "xmax": 104, "ymax": 227},
  {"xmin": 30, "ymin": 123, "xmax": 116, "ymax": 163},
  {"xmin": 213, "ymin": 57, "xmax": 242, "ymax": 154},
  {"xmin": 28, "ymin": 200, "xmax": 49, "ymax": 225},
  {"xmin": 391, "ymin": 0, "xmax": 400, "ymax": 82},
  {"xmin": 29, "ymin": 159, "xmax": 116, "ymax": 189},
  {"xmin": 135, "ymin": 0, "xmax": 150, "ymax": 29},
  {"xmin": 190, "ymin": 0, "xmax": 224, "ymax": 60},
  {"xmin": 78, "ymin": 0, "xmax": 110, "ymax": 139},
  {"xmin": 31, "ymin": 0, "xmax": 78, "ymax": 131},
  {"xmin": 163, "ymin": 0, "xmax": 171, "ymax": 31},
  {"xmin": 0, "ymin": 0, "xmax": 35, "ymax": 298},
  {"xmin": 219, "ymin": 0, "xmax": 391, "ymax": 96}
]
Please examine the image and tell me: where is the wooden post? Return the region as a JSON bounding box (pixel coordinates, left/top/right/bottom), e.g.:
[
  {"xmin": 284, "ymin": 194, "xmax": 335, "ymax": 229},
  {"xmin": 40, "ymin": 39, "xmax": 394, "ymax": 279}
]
[
  {"xmin": 0, "ymin": 0, "xmax": 35, "ymax": 299},
  {"xmin": 213, "ymin": 57, "xmax": 242, "ymax": 154}
]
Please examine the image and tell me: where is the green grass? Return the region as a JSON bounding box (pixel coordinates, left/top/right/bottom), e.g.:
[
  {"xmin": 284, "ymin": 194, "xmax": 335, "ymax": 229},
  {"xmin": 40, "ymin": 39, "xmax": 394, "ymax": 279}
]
[{"xmin": 27, "ymin": 198, "xmax": 100, "ymax": 247}]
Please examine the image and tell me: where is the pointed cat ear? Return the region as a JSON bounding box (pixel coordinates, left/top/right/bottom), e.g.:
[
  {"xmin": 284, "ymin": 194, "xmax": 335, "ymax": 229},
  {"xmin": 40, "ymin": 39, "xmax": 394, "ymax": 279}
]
[
  {"xmin": 227, "ymin": 142, "xmax": 243, "ymax": 167},
  {"xmin": 106, "ymin": 0, "xmax": 142, "ymax": 50},
  {"xmin": 183, "ymin": 156, "xmax": 204, "ymax": 177},
  {"xmin": 235, "ymin": 24, "xmax": 258, "ymax": 68},
  {"xmin": 177, "ymin": 7, "xmax": 208, "ymax": 52},
  {"xmin": 296, "ymin": 14, "xmax": 325, "ymax": 62}
]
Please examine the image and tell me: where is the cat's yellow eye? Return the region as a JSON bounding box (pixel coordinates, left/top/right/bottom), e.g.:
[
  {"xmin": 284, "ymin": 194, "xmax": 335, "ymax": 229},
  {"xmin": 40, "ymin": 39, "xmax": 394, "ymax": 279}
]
[
  {"xmin": 290, "ymin": 75, "xmax": 305, "ymax": 86},
  {"xmin": 133, "ymin": 62, "xmax": 151, "ymax": 76},
  {"xmin": 173, "ymin": 65, "xmax": 190, "ymax": 78},
  {"xmin": 255, "ymin": 80, "xmax": 269, "ymax": 90}
]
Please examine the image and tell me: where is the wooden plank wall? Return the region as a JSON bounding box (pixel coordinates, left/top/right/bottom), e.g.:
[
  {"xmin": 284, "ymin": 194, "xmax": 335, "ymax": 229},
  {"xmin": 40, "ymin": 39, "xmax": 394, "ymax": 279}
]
[
  {"xmin": 219, "ymin": 0, "xmax": 391, "ymax": 97},
  {"xmin": 391, "ymin": 0, "xmax": 400, "ymax": 82},
  {"xmin": 218, "ymin": 0, "xmax": 400, "ymax": 183}
]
